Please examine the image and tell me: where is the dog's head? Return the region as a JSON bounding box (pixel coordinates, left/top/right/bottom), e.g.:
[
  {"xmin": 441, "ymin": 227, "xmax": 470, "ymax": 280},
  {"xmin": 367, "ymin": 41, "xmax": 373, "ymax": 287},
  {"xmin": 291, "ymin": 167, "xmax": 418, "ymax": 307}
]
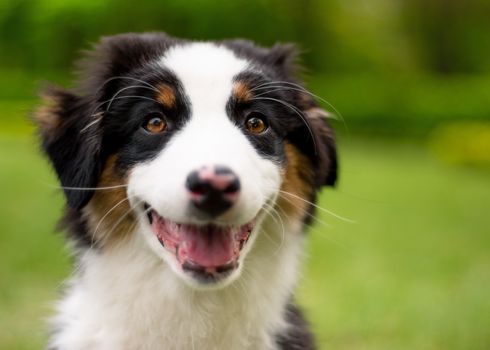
[{"xmin": 35, "ymin": 33, "xmax": 337, "ymax": 288}]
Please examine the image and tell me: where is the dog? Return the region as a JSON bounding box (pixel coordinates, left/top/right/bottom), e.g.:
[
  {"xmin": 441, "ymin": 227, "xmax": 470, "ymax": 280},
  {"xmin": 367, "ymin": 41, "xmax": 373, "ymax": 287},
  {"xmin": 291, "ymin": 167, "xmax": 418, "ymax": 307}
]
[{"xmin": 35, "ymin": 32, "xmax": 337, "ymax": 350}]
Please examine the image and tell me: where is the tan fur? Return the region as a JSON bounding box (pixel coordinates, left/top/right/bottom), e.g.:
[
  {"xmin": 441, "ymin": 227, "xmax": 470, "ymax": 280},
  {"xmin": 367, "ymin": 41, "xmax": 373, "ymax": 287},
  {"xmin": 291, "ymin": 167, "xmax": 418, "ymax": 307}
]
[
  {"xmin": 304, "ymin": 106, "xmax": 331, "ymax": 120},
  {"xmin": 155, "ymin": 84, "xmax": 176, "ymax": 108},
  {"xmin": 276, "ymin": 142, "xmax": 315, "ymax": 221},
  {"xmin": 233, "ymin": 81, "xmax": 252, "ymax": 102},
  {"xmin": 84, "ymin": 156, "xmax": 134, "ymax": 247},
  {"xmin": 34, "ymin": 94, "xmax": 62, "ymax": 140}
]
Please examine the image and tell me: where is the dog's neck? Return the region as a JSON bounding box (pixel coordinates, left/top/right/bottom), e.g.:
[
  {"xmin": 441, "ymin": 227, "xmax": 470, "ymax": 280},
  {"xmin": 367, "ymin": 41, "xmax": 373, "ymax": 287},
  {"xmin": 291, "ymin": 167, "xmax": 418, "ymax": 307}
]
[{"xmin": 50, "ymin": 216, "xmax": 306, "ymax": 350}]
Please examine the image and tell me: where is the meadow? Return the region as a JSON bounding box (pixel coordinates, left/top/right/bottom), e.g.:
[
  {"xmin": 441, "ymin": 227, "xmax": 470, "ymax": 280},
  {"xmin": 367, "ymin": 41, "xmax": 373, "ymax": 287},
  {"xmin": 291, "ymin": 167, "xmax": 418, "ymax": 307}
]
[{"xmin": 1, "ymin": 126, "xmax": 489, "ymax": 349}]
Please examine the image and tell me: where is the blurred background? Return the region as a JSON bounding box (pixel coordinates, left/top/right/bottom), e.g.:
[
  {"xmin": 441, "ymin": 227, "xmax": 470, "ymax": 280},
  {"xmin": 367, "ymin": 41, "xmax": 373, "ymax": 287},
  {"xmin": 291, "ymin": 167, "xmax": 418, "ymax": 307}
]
[{"xmin": 0, "ymin": 0, "xmax": 489, "ymax": 349}]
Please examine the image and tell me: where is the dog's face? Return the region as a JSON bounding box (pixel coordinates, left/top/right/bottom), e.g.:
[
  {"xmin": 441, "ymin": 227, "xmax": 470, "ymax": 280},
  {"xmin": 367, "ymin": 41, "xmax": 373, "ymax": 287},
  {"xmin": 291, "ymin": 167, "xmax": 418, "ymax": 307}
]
[{"xmin": 36, "ymin": 33, "xmax": 337, "ymax": 289}]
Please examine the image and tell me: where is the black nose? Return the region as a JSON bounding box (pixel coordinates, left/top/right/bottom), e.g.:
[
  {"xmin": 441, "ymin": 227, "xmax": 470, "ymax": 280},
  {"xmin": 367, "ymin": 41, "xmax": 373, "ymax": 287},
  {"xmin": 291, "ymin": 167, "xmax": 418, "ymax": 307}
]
[{"xmin": 186, "ymin": 165, "xmax": 241, "ymax": 218}]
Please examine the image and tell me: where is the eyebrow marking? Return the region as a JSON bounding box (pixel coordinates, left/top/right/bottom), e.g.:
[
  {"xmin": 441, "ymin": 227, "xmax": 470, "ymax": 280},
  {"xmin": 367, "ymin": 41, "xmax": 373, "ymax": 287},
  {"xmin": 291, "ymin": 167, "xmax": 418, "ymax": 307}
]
[
  {"xmin": 232, "ymin": 81, "xmax": 252, "ymax": 102},
  {"xmin": 155, "ymin": 84, "xmax": 176, "ymax": 108}
]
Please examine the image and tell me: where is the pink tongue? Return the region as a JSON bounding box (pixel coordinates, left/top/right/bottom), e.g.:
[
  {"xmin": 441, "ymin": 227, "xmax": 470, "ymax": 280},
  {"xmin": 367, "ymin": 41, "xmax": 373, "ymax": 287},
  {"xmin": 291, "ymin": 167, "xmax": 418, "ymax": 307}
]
[{"xmin": 179, "ymin": 226, "xmax": 236, "ymax": 267}]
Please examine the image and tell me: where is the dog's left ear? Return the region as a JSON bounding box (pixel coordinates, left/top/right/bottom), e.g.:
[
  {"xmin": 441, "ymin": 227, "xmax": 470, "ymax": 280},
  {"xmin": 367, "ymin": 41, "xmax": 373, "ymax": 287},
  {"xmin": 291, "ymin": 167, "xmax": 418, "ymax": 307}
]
[
  {"xmin": 34, "ymin": 86, "xmax": 102, "ymax": 209},
  {"xmin": 286, "ymin": 104, "xmax": 338, "ymax": 188},
  {"xmin": 303, "ymin": 107, "xmax": 338, "ymax": 187},
  {"xmin": 261, "ymin": 43, "xmax": 300, "ymax": 77},
  {"xmin": 265, "ymin": 44, "xmax": 338, "ymax": 187}
]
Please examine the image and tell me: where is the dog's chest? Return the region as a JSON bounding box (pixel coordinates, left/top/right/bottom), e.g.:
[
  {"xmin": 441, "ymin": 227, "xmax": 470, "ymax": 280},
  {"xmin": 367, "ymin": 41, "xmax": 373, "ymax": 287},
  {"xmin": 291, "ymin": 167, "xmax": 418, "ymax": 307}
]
[{"xmin": 50, "ymin": 225, "xmax": 304, "ymax": 350}]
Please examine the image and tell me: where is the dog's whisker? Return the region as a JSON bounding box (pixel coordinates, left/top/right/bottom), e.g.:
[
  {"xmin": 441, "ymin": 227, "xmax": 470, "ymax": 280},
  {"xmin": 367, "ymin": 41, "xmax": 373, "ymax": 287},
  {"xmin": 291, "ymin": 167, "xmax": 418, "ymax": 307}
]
[
  {"xmin": 277, "ymin": 193, "xmax": 332, "ymax": 228},
  {"xmin": 253, "ymin": 86, "xmax": 340, "ymax": 121},
  {"xmin": 90, "ymin": 195, "xmax": 140, "ymax": 247},
  {"xmin": 80, "ymin": 117, "xmax": 103, "ymax": 133},
  {"xmin": 268, "ymin": 206, "xmax": 287, "ymax": 256},
  {"xmin": 83, "ymin": 94, "xmax": 162, "ymax": 134},
  {"xmin": 105, "ymin": 95, "xmax": 162, "ymax": 110},
  {"xmin": 95, "ymin": 198, "xmax": 145, "ymax": 247},
  {"xmin": 274, "ymin": 194, "xmax": 348, "ymax": 248},
  {"xmin": 95, "ymin": 75, "xmax": 159, "ymax": 96},
  {"xmin": 251, "ymin": 96, "xmax": 318, "ymax": 155},
  {"xmin": 249, "ymin": 80, "xmax": 309, "ymax": 92},
  {"xmin": 92, "ymin": 195, "xmax": 135, "ymax": 239},
  {"xmin": 261, "ymin": 202, "xmax": 286, "ymax": 255},
  {"xmin": 250, "ymin": 81, "xmax": 347, "ymax": 128},
  {"xmin": 279, "ymin": 190, "xmax": 356, "ymax": 223},
  {"xmin": 303, "ymin": 222, "xmax": 349, "ymax": 249},
  {"xmin": 106, "ymin": 85, "xmax": 158, "ymax": 111},
  {"xmin": 44, "ymin": 183, "xmax": 129, "ymax": 191},
  {"xmin": 236, "ymin": 278, "xmax": 252, "ymax": 304}
]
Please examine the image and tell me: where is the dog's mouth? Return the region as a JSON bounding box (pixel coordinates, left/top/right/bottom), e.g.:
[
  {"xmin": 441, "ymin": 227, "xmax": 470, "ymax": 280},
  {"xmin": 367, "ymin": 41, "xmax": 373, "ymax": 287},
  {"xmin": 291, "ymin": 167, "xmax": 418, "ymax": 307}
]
[{"xmin": 144, "ymin": 204, "xmax": 253, "ymax": 283}]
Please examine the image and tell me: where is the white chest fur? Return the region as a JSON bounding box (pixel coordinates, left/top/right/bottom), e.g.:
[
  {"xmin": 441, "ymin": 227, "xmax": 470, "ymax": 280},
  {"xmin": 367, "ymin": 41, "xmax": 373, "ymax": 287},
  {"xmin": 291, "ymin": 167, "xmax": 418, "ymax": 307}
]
[{"xmin": 49, "ymin": 217, "xmax": 305, "ymax": 350}]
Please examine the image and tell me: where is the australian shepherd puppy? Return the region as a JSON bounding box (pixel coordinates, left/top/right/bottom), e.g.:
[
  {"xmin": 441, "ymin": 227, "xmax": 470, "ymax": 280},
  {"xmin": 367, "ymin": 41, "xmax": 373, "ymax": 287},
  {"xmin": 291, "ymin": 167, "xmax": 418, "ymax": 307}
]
[{"xmin": 35, "ymin": 32, "xmax": 337, "ymax": 350}]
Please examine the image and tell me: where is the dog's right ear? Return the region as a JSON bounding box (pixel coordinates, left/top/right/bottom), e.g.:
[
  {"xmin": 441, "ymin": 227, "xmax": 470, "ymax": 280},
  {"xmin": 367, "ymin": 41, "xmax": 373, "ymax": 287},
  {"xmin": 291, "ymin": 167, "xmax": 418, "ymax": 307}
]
[
  {"xmin": 34, "ymin": 86, "xmax": 101, "ymax": 210},
  {"xmin": 34, "ymin": 33, "xmax": 176, "ymax": 210}
]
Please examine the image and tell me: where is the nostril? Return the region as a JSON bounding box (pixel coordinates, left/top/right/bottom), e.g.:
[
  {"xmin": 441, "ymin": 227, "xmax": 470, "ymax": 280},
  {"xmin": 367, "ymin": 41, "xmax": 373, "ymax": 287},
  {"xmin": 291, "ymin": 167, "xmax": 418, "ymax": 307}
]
[
  {"xmin": 189, "ymin": 183, "xmax": 208, "ymax": 196},
  {"xmin": 186, "ymin": 171, "xmax": 206, "ymax": 195},
  {"xmin": 223, "ymin": 179, "xmax": 240, "ymax": 194}
]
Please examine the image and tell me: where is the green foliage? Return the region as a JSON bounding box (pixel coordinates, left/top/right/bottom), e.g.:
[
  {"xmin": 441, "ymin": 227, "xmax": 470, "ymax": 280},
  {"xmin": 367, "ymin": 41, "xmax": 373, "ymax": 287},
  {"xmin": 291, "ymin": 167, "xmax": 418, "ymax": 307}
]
[
  {"xmin": 429, "ymin": 122, "xmax": 490, "ymax": 167},
  {"xmin": 1, "ymin": 0, "xmax": 490, "ymax": 74},
  {"xmin": 311, "ymin": 74, "xmax": 490, "ymax": 135},
  {"xmin": 1, "ymin": 0, "xmax": 490, "ymax": 134}
]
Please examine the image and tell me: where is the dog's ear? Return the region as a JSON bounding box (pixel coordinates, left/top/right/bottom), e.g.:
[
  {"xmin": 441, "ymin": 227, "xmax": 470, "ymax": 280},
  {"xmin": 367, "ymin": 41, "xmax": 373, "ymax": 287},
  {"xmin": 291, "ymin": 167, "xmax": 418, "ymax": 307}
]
[
  {"xmin": 303, "ymin": 107, "xmax": 338, "ymax": 187},
  {"xmin": 34, "ymin": 86, "xmax": 101, "ymax": 209},
  {"xmin": 286, "ymin": 105, "xmax": 338, "ymax": 188},
  {"xmin": 34, "ymin": 33, "xmax": 176, "ymax": 209},
  {"xmin": 263, "ymin": 44, "xmax": 338, "ymax": 187},
  {"xmin": 222, "ymin": 40, "xmax": 301, "ymax": 79},
  {"xmin": 78, "ymin": 32, "xmax": 177, "ymax": 97},
  {"xmin": 261, "ymin": 43, "xmax": 300, "ymax": 77}
]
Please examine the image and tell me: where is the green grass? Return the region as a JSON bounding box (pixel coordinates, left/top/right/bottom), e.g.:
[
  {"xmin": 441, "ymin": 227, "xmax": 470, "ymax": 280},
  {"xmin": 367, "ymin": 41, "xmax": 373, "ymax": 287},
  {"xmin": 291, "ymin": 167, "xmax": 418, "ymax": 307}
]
[
  {"xmin": 0, "ymin": 134, "xmax": 68, "ymax": 350},
  {"xmin": 1, "ymin": 132, "xmax": 489, "ymax": 349}
]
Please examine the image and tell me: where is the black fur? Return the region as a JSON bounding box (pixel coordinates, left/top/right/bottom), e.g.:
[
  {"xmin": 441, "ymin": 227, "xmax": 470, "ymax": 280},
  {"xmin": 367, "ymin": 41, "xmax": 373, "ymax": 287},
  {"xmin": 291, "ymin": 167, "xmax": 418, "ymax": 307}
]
[
  {"xmin": 276, "ymin": 303, "xmax": 316, "ymax": 350},
  {"xmin": 224, "ymin": 41, "xmax": 338, "ymax": 188},
  {"xmin": 37, "ymin": 87, "xmax": 102, "ymax": 209},
  {"xmin": 35, "ymin": 33, "xmax": 336, "ymax": 349},
  {"xmin": 37, "ymin": 34, "xmax": 179, "ymax": 209},
  {"xmin": 37, "ymin": 33, "xmax": 336, "ymax": 212}
]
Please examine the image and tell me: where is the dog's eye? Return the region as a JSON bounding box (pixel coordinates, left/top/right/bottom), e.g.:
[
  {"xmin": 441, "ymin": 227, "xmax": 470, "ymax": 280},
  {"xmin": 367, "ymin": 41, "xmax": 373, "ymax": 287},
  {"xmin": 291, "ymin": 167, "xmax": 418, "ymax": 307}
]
[
  {"xmin": 143, "ymin": 115, "xmax": 167, "ymax": 134},
  {"xmin": 245, "ymin": 113, "xmax": 268, "ymax": 134}
]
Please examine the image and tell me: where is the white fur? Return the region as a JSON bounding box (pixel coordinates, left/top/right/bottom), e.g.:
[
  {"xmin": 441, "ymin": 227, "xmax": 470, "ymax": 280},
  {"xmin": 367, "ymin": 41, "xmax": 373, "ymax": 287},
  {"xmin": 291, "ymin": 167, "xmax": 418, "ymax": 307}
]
[
  {"xmin": 49, "ymin": 44, "xmax": 306, "ymax": 350},
  {"xmin": 49, "ymin": 216, "xmax": 305, "ymax": 350},
  {"xmin": 128, "ymin": 43, "xmax": 281, "ymax": 286}
]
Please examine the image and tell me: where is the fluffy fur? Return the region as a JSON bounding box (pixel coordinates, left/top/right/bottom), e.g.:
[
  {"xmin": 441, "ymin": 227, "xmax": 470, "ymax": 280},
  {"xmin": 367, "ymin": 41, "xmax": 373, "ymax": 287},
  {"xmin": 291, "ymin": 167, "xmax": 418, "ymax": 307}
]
[{"xmin": 36, "ymin": 32, "xmax": 337, "ymax": 350}]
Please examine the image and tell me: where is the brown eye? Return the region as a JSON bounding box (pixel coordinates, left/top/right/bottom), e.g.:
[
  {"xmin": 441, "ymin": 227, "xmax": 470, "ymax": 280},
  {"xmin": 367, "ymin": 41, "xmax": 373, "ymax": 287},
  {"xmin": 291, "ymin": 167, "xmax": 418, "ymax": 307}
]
[
  {"xmin": 144, "ymin": 115, "xmax": 167, "ymax": 133},
  {"xmin": 245, "ymin": 114, "xmax": 268, "ymax": 134}
]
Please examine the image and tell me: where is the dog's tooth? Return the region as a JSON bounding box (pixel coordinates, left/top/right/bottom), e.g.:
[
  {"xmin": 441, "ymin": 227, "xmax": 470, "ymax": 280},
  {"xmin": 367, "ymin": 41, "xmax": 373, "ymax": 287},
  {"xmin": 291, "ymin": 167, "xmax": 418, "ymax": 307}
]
[{"xmin": 167, "ymin": 222, "xmax": 178, "ymax": 232}]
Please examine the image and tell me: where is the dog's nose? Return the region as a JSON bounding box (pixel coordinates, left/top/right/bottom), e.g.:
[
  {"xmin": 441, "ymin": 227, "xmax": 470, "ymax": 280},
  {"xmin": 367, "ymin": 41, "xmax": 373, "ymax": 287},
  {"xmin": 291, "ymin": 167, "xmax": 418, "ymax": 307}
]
[{"xmin": 186, "ymin": 165, "xmax": 240, "ymax": 217}]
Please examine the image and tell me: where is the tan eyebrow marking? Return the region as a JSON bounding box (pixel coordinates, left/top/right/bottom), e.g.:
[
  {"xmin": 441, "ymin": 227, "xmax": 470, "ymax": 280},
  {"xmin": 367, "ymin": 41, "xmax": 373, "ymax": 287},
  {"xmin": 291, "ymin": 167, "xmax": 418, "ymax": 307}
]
[
  {"xmin": 155, "ymin": 84, "xmax": 176, "ymax": 108},
  {"xmin": 232, "ymin": 81, "xmax": 252, "ymax": 102}
]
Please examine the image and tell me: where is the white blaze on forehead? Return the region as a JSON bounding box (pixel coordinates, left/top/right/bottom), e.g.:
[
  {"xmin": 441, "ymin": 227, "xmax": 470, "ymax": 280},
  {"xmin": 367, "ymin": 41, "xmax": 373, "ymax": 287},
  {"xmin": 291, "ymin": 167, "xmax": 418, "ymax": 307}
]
[
  {"xmin": 159, "ymin": 43, "xmax": 249, "ymax": 115},
  {"xmin": 126, "ymin": 42, "xmax": 281, "ymax": 227}
]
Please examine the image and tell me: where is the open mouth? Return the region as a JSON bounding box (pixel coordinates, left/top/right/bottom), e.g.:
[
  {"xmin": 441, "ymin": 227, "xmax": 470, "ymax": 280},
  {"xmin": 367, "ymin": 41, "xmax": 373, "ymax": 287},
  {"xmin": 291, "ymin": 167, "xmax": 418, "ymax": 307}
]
[{"xmin": 144, "ymin": 204, "xmax": 254, "ymax": 283}]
